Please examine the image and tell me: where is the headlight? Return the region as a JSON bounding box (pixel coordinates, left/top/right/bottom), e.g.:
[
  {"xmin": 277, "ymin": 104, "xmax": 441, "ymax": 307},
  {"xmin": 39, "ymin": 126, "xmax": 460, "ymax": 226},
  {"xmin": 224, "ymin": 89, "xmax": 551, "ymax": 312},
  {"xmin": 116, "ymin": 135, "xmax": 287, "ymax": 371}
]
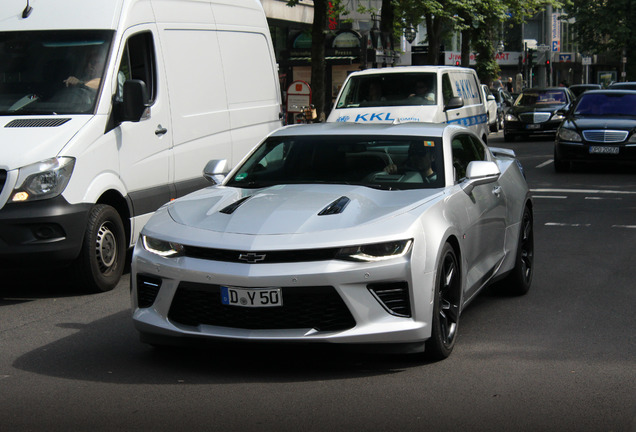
[
  {"xmin": 557, "ymin": 128, "xmax": 582, "ymax": 142},
  {"xmin": 336, "ymin": 239, "xmax": 413, "ymax": 262},
  {"xmin": 11, "ymin": 157, "xmax": 75, "ymax": 202},
  {"xmin": 628, "ymin": 133, "xmax": 636, "ymax": 143},
  {"xmin": 141, "ymin": 235, "xmax": 185, "ymax": 258},
  {"xmin": 504, "ymin": 113, "xmax": 518, "ymax": 122}
]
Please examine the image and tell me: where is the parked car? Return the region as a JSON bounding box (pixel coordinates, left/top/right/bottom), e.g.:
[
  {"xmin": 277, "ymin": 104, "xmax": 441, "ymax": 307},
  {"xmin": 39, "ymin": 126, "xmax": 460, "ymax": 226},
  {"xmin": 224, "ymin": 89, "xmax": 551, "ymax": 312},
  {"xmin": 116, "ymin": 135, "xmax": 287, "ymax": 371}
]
[
  {"xmin": 481, "ymin": 84, "xmax": 499, "ymax": 132},
  {"xmin": 608, "ymin": 82, "xmax": 636, "ymax": 90},
  {"xmin": 503, "ymin": 87, "xmax": 574, "ymax": 141},
  {"xmin": 131, "ymin": 122, "xmax": 534, "ymax": 360},
  {"xmin": 554, "ymin": 90, "xmax": 636, "ymax": 172},
  {"xmin": 569, "ymin": 84, "xmax": 601, "ymax": 99}
]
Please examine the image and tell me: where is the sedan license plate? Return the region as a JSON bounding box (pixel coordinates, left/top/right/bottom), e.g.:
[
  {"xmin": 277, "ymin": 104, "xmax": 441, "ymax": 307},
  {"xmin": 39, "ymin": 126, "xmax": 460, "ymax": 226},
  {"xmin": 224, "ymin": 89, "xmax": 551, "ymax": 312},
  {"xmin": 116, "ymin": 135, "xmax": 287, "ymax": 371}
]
[
  {"xmin": 221, "ymin": 286, "xmax": 282, "ymax": 308},
  {"xmin": 526, "ymin": 124, "xmax": 541, "ymax": 130},
  {"xmin": 589, "ymin": 146, "xmax": 619, "ymax": 155}
]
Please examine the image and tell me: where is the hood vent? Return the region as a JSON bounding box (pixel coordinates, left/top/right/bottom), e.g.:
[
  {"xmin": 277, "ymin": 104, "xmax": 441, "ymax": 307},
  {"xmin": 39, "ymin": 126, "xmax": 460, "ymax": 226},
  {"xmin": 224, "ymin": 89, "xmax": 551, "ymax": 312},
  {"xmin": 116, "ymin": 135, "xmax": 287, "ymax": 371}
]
[
  {"xmin": 318, "ymin": 196, "xmax": 350, "ymax": 216},
  {"xmin": 5, "ymin": 118, "xmax": 71, "ymax": 128},
  {"xmin": 219, "ymin": 196, "xmax": 252, "ymax": 214}
]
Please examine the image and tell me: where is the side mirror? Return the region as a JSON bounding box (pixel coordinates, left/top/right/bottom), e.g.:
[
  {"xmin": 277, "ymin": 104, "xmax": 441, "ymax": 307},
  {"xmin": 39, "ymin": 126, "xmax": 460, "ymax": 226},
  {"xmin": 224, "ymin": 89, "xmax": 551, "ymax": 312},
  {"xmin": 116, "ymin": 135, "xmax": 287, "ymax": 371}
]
[
  {"xmin": 445, "ymin": 96, "xmax": 464, "ymax": 111},
  {"xmin": 203, "ymin": 159, "xmax": 229, "ymax": 184},
  {"xmin": 461, "ymin": 161, "xmax": 500, "ymax": 195},
  {"xmin": 487, "ymin": 95, "xmax": 496, "ymax": 101},
  {"xmin": 121, "ymin": 79, "xmax": 149, "ymax": 122}
]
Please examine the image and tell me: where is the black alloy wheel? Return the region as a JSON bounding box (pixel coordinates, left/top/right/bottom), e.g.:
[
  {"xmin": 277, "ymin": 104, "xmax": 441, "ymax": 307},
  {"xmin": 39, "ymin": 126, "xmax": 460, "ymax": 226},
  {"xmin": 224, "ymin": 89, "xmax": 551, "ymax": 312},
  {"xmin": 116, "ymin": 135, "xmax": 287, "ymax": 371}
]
[{"xmin": 425, "ymin": 243, "xmax": 461, "ymax": 360}]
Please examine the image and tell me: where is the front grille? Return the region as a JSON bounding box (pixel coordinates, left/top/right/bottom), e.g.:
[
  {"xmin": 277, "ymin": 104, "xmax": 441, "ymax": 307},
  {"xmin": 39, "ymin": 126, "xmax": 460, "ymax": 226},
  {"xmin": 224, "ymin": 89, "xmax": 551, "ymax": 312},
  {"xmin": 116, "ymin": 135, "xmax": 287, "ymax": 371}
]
[
  {"xmin": 185, "ymin": 246, "xmax": 340, "ymax": 264},
  {"xmin": 168, "ymin": 282, "xmax": 356, "ymax": 332},
  {"xmin": 368, "ymin": 282, "xmax": 411, "ymax": 317},
  {"xmin": 519, "ymin": 112, "xmax": 551, "ymax": 123},
  {"xmin": 583, "ymin": 130, "xmax": 629, "ymax": 143},
  {"xmin": 137, "ymin": 274, "xmax": 162, "ymax": 308},
  {"xmin": 5, "ymin": 118, "xmax": 71, "ymax": 128}
]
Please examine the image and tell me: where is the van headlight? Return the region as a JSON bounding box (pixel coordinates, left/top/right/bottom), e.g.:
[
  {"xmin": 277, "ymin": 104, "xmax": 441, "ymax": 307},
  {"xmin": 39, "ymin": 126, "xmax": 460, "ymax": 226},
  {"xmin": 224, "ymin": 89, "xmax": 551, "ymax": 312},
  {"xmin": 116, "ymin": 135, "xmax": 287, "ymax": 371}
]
[
  {"xmin": 336, "ymin": 239, "xmax": 413, "ymax": 262},
  {"xmin": 10, "ymin": 157, "xmax": 75, "ymax": 202},
  {"xmin": 141, "ymin": 235, "xmax": 185, "ymax": 258}
]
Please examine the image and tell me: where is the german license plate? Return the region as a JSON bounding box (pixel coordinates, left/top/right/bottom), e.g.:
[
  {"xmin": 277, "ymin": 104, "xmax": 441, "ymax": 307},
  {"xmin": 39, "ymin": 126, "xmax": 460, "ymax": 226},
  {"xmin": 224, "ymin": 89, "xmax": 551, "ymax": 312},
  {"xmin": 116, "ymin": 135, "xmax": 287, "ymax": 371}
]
[
  {"xmin": 589, "ymin": 146, "xmax": 619, "ymax": 154},
  {"xmin": 221, "ymin": 286, "xmax": 282, "ymax": 307},
  {"xmin": 526, "ymin": 124, "xmax": 541, "ymax": 130}
]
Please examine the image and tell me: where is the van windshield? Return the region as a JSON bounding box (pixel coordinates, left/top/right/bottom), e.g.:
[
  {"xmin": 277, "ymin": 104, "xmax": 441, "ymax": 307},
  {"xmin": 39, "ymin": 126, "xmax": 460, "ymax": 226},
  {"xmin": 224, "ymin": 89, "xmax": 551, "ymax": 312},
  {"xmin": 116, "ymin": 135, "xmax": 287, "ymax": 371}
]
[
  {"xmin": 0, "ymin": 30, "xmax": 114, "ymax": 115},
  {"xmin": 335, "ymin": 73, "xmax": 437, "ymax": 108}
]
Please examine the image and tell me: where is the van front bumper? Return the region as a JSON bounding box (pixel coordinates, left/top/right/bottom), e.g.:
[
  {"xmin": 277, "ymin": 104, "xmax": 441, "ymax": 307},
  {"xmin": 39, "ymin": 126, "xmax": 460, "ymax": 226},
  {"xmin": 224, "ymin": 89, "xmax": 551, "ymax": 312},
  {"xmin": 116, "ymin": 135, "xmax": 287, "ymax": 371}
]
[{"xmin": 0, "ymin": 196, "xmax": 91, "ymax": 266}]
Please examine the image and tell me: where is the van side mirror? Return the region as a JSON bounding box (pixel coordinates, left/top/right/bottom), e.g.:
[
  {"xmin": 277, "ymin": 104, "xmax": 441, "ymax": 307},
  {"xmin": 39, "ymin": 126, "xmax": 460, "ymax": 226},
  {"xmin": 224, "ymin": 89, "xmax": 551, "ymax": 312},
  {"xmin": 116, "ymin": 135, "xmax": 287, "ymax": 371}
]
[
  {"xmin": 121, "ymin": 79, "xmax": 149, "ymax": 122},
  {"xmin": 203, "ymin": 159, "xmax": 229, "ymax": 184},
  {"xmin": 445, "ymin": 97, "xmax": 464, "ymax": 111},
  {"xmin": 461, "ymin": 161, "xmax": 500, "ymax": 195}
]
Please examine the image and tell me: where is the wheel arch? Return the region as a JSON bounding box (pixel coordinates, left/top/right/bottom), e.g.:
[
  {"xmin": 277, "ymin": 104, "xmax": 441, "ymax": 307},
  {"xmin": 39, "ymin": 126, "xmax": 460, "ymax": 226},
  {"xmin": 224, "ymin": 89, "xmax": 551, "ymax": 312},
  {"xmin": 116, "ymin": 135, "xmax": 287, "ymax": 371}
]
[{"xmin": 96, "ymin": 189, "xmax": 132, "ymax": 248}]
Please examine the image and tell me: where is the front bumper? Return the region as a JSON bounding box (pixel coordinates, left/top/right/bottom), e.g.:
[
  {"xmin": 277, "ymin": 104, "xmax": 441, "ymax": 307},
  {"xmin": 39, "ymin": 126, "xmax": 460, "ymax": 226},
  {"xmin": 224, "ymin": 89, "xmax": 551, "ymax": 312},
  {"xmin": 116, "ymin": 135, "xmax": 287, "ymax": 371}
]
[
  {"xmin": 0, "ymin": 196, "xmax": 91, "ymax": 266},
  {"xmin": 555, "ymin": 141, "xmax": 636, "ymax": 162},
  {"xmin": 131, "ymin": 245, "xmax": 435, "ymax": 350},
  {"xmin": 504, "ymin": 120, "xmax": 561, "ymax": 137}
]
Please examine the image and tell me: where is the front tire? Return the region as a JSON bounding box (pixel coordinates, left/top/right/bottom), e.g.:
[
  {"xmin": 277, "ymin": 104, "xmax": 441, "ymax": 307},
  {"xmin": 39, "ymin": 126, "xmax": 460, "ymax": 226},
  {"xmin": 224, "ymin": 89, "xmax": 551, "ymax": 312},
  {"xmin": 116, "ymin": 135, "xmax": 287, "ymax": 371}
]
[
  {"xmin": 498, "ymin": 206, "xmax": 534, "ymax": 296},
  {"xmin": 73, "ymin": 204, "xmax": 126, "ymax": 293},
  {"xmin": 425, "ymin": 244, "xmax": 461, "ymax": 361}
]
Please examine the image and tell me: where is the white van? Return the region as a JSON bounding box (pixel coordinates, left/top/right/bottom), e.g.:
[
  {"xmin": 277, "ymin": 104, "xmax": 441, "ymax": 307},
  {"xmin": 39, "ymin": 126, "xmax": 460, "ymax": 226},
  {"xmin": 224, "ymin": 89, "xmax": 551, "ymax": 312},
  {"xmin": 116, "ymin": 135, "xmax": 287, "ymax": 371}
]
[
  {"xmin": 327, "ymin": 66, "xmax": 489, "ymax": 142},
  {"xmin": 0, "ymin": 0, "xmax": 282, "ymax": 292}
]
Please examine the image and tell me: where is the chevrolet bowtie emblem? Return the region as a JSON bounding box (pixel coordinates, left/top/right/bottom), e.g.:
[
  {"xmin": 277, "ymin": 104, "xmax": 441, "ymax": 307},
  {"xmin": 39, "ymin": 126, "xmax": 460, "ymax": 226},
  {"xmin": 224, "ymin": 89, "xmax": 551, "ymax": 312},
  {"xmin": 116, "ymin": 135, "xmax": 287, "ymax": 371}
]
[{"xmin": 238, "ymin": 252, "xmax": 266, "ymax": 263}]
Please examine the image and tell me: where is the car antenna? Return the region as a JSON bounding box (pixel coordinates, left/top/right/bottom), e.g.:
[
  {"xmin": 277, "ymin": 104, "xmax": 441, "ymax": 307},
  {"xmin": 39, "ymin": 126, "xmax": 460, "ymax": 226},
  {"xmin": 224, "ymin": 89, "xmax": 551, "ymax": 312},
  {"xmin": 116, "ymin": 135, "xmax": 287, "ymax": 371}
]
[{"xmin": 22, "ymin": 0, "xmax": 33, "ymax": 18}]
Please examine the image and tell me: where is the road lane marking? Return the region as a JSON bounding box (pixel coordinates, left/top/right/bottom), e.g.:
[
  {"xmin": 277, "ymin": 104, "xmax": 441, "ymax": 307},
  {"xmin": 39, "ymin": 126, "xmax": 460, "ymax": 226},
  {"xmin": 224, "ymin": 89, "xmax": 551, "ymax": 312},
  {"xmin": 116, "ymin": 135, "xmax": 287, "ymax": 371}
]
[
  {"xmin": 532, "ymin": 195, "xmax": 567, "ymax": 199},
  {"xmin": 531, "ymin": 188, "xmax": 636, "ymax": 195},
  {"xmin": 545, "ymin": 223, "xmax": 592, "ymax": 227},
  {"xmin": 612, "ymin": 225, "xmax": 636, "ymax": 229},
  {"xmin": 536, "ymin": 159, "xmax": 553, "ymax": 168},
  {"xmin": 585, "ymin": 197, "xmax": 622, "ymax": 200}
]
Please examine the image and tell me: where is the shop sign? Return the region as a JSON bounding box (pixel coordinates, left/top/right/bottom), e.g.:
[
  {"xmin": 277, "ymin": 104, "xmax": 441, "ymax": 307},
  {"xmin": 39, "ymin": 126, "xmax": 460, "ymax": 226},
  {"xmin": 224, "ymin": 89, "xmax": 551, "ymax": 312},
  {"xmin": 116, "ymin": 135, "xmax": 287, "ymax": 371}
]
[{"xmin": 286, "ymin": 80, "xmax": 311, "ymax": 113}]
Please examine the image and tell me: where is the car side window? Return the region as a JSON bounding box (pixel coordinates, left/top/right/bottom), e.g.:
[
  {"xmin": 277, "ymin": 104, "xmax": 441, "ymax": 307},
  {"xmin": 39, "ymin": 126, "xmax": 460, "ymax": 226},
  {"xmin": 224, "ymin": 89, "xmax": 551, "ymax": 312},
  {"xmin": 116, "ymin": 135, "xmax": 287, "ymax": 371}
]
[
  {"xmin": 442, "ymin": 74, "xmax": 453, "ymax": 106},
  {"xmin": 117, "ymin": 31, "xmax": 157, "ymax": 103},
  {"xmin": 451, "ymin": 134, "xmax": 483, "ymax": 181}
]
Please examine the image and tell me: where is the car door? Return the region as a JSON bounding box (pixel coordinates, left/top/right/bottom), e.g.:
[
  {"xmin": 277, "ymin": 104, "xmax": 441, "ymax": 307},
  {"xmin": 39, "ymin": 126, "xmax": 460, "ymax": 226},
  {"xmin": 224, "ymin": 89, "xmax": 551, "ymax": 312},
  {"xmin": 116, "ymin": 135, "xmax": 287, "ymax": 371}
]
[{"xmin": 450, "ymin": 133, "xmax": 506, "ymax": 296}]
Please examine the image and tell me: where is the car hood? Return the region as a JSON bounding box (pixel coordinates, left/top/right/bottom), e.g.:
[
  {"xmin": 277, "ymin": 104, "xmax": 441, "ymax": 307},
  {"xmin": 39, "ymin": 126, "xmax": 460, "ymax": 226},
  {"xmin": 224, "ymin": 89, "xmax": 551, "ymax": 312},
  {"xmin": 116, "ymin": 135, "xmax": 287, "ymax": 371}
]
[
  {"xmin": 569, "ymin": 117, "xmax": 636, "ymax": 131},
  {"xmin": 0, "ymin": 116, "xmax": 89, "ymax": 169},
  {"xmin": 165, "ymin": 184, "xmax": 443, "ymax": 235}
]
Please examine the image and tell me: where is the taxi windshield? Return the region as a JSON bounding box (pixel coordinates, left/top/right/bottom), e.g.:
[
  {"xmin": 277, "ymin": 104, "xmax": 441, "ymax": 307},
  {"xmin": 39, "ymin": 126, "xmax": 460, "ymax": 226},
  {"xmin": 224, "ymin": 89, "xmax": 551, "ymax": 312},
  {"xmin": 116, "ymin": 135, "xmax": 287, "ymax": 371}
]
[{"xmin": 0, "ymin": 30, "xmax": 114, "ymax": 115}]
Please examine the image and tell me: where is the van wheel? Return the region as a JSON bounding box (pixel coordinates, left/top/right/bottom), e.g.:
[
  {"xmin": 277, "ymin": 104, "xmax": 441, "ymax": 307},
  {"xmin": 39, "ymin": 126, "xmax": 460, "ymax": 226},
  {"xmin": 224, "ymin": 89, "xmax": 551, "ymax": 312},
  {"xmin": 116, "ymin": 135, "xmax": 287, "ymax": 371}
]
[{"xmin": 73, "ymin": 204, "xmax": 126, "ymax": 293}]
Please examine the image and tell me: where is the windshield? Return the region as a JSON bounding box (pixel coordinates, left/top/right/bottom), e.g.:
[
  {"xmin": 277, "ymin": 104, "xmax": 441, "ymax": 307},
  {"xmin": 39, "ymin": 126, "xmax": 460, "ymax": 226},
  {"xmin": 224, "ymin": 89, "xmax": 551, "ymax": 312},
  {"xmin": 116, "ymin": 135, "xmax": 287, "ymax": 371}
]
[
  {"xmin": 335, "ymin": 73, "xmax": 438, "ymax": 108},
  {"xmin": 226, "ymin": 135, "xmax": 445, "ymax": 190},
  {"xmin": 515, "ymin": 89, "xmax": 567, "ymax": 106},
  {"xmin": 0, "ymin": 30, "xmax": 114, "ymax": 115},
  {"xmin": 574, "ymin": 93, "xmax": 636, "ymax": 116}
]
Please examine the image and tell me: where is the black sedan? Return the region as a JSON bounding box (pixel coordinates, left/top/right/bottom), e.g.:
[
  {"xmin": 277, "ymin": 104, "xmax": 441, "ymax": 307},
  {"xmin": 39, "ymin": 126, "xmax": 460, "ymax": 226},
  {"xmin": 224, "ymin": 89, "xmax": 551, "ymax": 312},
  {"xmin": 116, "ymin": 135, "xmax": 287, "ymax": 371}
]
[
  {"xmin": 554, "ymin": 90, "xmax": 636, "ymax": 172},
  {"xmin": 504, "ymin": 87, "xmax": 574, "ymax": 142}
]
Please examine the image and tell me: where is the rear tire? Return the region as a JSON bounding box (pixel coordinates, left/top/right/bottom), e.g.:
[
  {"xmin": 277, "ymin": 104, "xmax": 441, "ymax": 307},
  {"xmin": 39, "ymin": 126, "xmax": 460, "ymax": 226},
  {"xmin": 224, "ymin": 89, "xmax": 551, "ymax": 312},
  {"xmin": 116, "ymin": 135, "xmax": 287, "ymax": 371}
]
[
  {"xmin": 72, "ymin": 204, "xmax": 126, "ymax": 293},
  {"xmin": 425, "ymin": 244, "xmax": 461, "ymax": 361}
]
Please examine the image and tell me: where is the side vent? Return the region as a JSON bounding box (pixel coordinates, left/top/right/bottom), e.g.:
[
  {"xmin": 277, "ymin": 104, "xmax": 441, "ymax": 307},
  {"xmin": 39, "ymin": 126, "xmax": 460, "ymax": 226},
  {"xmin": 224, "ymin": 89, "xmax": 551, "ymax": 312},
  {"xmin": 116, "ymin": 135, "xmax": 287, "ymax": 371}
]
[
  {"xmin": 368, "ymin": 282, "xmax": 412, "ymax": 317},
  {"xmin": 5, "ymin": 118, "xmax": 71, "ymax": 128},
  {"xmin": 137, "ymin": 275, "xmax": 162, "ymax": 308},
  {"xmin": 220, "ymin": 196, "xmax": 251, "ymax": 214},
  {"xmin": 318, "ymin": 196, "xmax": 350, "ymax": 216}
]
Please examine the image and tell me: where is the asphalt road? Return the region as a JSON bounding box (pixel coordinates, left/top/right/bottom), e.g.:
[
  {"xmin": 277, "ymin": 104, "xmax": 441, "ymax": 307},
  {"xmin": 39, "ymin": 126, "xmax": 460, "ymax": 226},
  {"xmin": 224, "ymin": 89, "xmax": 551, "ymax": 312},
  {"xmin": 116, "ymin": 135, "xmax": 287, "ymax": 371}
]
[{"xmin": 1, "ymin": 132, "xmax": 635, "ymax": 432}]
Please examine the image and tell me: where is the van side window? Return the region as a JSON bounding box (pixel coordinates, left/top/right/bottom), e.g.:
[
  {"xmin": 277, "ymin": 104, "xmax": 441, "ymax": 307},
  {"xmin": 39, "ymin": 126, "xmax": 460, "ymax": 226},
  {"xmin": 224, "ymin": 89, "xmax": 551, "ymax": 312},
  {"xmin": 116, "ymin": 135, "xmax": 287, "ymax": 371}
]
[
  {"xmin": 442, "ymin": 74, "xmax": 454, "ymax": 105},
  {"xmin": 117, "ymin": 32, "xmax": 156, "ymax": 103},
  {"xmin": 451, "ymin": 134, "xmax": 483, "ymax": 181}
]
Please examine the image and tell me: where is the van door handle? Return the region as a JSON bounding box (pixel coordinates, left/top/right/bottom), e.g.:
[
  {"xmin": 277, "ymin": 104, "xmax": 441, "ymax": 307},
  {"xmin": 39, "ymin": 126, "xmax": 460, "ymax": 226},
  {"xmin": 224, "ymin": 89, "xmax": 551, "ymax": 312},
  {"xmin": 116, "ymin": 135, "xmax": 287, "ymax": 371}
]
[
  {"xmin": 492, "ymin": 186, "xmax": 502, "ymax": 197},
  {"xmin": 155, "ymin": 125, "xmax": 168, "ymax": 136}
]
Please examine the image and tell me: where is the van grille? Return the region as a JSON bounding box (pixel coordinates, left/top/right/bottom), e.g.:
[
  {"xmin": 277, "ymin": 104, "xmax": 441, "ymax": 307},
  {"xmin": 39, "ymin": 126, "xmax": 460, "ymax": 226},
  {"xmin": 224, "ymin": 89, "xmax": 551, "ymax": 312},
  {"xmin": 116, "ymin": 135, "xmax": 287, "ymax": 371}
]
[
  {"xmin": 582, "ymin": 130, "xmax": 629, "ymax": 143},
  {"xmin": 5, "ymin": 118, "xmax": 71, "ymax": 128},
  {"xmin": 168, "ymin": 282, "xmax": 356, "ymax": 332}
]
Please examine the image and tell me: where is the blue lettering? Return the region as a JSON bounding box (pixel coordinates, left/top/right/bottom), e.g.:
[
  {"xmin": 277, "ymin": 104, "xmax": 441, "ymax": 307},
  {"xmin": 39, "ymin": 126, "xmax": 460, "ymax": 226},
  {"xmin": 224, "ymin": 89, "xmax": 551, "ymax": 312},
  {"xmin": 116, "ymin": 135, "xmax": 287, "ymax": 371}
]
[
  {"xmin": 370, "ymin": 113, "xmax": 384, "ymax": 121},
  {"xmin": 355, "ymin": 114, "xmax": 368, "ymax": 122},
  {"xmin": 385, "ymin": 112, "xmax": 395, "ymax": 121}
]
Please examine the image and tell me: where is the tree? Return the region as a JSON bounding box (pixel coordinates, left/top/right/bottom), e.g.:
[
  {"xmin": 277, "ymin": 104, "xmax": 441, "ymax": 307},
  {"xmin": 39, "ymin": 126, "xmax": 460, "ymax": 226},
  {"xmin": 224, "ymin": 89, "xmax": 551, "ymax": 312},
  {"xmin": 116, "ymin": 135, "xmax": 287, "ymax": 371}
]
[{"xmin": 565, "ymin": 0, "xmax": 636, "ymax": 80}]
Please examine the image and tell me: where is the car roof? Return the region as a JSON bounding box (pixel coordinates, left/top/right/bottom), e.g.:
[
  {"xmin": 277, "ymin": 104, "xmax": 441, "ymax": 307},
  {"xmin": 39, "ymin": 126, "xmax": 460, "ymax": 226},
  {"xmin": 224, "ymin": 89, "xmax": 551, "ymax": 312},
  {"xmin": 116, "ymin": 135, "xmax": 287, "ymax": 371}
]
[
  {"xmin": 579, "ymin": 89, "xmax": 636, "ymax": 95},
  {"xmin": 270, "ymin": 122, "xmax": 465, "ymax": 139},
  {"xmin": 343, "ymin": 66, "xmax": 476, "ymax": 77}
]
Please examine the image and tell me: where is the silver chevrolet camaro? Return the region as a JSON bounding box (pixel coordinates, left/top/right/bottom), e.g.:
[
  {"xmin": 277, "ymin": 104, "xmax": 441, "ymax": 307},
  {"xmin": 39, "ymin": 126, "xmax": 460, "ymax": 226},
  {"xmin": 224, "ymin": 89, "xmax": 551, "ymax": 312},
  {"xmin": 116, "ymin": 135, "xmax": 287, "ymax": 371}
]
[{"xmin": 131, "ymin": 122, "xmax": 534, "ymax": 360}]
